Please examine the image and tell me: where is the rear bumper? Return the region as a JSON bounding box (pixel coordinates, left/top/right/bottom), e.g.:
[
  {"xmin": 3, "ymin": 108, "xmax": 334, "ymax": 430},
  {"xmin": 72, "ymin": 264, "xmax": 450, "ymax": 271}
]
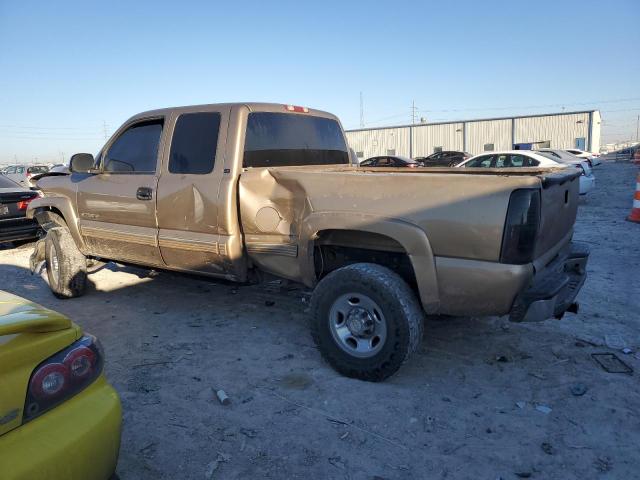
[
  {"xmin": 579, "ymin": 175, "xmax": 596, "ymax": 195},
  {"xmin": 510, "ymin": 241, "xmax": 589, "ymax": 322},
  {"xmin": 0, "ymin": 375, "xmax": 122, "ymax": 480},
  {"xmin": 0, "ymin": 217, "xmax": 39, "ymax": 243}
]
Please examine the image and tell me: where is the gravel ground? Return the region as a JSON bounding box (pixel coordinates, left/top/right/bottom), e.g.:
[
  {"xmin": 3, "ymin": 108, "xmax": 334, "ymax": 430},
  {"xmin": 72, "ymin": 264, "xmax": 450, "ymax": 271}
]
[{"xmin": 1, "ymin": 161, "xmax": 639, "ymax": 479}]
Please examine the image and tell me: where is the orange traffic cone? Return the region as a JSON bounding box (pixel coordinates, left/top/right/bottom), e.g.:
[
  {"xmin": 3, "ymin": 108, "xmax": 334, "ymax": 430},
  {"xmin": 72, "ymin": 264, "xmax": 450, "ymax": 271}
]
[{"xmin": 628, "ymin": 173, "xmax": 640, "ymax": 223}]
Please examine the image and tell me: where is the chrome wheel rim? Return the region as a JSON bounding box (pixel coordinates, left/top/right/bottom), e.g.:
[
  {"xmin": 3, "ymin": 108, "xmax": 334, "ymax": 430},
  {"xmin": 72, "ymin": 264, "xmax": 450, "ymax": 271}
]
[
  {"xmin": 328, "ymin": 293, "xmax": 387, "ymax": 358},
  {"xmin": 49, "ymin": 243, "xmax": 60, "ymax": 286}
]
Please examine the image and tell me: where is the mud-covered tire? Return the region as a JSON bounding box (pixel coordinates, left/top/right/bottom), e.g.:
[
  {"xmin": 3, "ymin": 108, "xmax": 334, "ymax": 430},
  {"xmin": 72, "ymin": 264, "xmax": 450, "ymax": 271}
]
[
  {"xmin": 45, "ymin": 227, "xmax": 87, "ymax": 299},
  {"xmin": 310, "ymin": 263, "xmax": 424, "ymax": 381}
]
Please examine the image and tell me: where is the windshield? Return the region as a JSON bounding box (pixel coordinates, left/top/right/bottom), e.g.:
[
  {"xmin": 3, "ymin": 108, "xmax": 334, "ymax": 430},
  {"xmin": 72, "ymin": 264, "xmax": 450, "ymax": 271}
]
[{"xmin": 243, "ymin": 113, "xmax": 349, "ymax": 168}]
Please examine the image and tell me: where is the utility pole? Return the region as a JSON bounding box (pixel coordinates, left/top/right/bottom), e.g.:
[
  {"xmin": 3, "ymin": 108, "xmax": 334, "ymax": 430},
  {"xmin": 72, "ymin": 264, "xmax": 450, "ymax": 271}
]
[
  {"xmin": 411, "ymin": 100, "xmax": 417, "ymax": 125},
  {"xmin": 359, "ymin": 92, "xmax": 364, "ymax": 128},
  {"xmin": 636, "ymin": 115, "xmax": 639, "ymax": 142},
  {"xmin": 102, "ymin": 120, "xmax": 109, "ymax": 142}
]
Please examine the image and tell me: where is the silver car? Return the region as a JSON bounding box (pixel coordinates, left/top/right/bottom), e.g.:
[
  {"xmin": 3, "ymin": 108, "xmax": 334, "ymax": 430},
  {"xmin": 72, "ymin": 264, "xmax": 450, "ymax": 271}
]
[{"xmin": 1, "ymin": 164, "xmax": 49, "ymax": 188}]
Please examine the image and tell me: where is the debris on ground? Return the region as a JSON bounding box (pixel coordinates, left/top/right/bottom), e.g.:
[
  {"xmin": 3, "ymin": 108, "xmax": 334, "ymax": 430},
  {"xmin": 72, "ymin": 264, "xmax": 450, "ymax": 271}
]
[
  {"xmin": 594, "ymin": 456, "xmax": 613, "ymax": 473},
  {"xmin": 216, "ymin": 389, "xmax": 231, "ymax": 405},
  {"xmin": 514, "ymin": 470, "xmax": 532, "ymax": 478},
  {"xmin": 328, "ymin": 456, "xmax": 346, "ymax": 469},
  {"xmin": 575, "ymin": 334, "xmax": 605, "ymax": 347},
  {"xmin": 621, "ymin": 347, "xmax": 633, "ymax": 355},
  {"xmin": 205, "ymin": 452, "xmax": 231, "ymax": 479},
  {"xmin": 604, "ymin": 334, "xmax": 627, "ymax": 350},
  {"xmin": 592, "ymin": 353, "xmax": 634, "ymax": 374},
  {"xmin": 264, "ymin": 300, "xmax": 275, "ymax": 307},
  {"xmin": 535, "ymin": 404, "xmax": 552, "ymax": 414},
  {"xmin": 570, "ymin": 383, "xmax": 588, "ymax": 396},
  {"xmin": 515, "ymin": 401, "xmax": 526, "ymax": 409},
  {"xmin": 541, "ymin": 442, "xmax": 555, "ymax": 455}
]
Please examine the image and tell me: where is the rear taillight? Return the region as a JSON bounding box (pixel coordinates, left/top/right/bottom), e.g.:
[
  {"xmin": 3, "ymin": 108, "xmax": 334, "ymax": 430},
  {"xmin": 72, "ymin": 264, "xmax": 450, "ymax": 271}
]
[
  {"xmin": 17, "ymin": 194, "xmax": 38, "ymax": 210},
  {"xmin": 500, "ymin": 189, "xmax": 541, "ymax": 264},
  {"xmin": 23, "ymin": 335, "xmax": 103, "ymax": 423}
]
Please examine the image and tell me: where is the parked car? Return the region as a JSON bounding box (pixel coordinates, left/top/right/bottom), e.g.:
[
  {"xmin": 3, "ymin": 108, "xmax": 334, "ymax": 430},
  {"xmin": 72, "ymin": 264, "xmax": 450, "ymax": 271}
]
[
  {"xmin": 2, "ymin": 165, "xmax": 50, "ymax": 188},
  {"xmin": 359, "ymin": 155, "xmax": 420, "ymax": 168},
  {"xmin": 0, "ymin": 291, "xmax": 122, "ymax": 479},
  {"xmin": 0, "ymin": 175, "xmax": 41, "ymax": 244},
  {"xmin": 415, "ymin": 151, "xmax": 471, "ymax": 167},
  {"xmin": 564, "ymin": 148, "xmax": 601, "ymax": 167},
  {"xmin": 458, "ymin": 150, "xmax": 595, "ymax": 195},
  {"xmin": 28, "ymin": 103, "xmax": 588, "ymax": 381}
]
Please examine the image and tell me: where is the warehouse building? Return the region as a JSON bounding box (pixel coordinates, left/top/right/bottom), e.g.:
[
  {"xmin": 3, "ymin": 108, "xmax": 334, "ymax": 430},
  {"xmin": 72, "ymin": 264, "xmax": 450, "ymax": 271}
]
[{"xmin": 345, "ymin": 110, "xmax": 601, "ymax": 160}]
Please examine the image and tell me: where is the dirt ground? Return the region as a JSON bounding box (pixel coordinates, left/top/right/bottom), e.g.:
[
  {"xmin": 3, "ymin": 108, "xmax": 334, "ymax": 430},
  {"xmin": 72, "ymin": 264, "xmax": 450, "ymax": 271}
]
[{"xmin": 1, "ymin": 161, "xmax": 639, "ymax": 479}]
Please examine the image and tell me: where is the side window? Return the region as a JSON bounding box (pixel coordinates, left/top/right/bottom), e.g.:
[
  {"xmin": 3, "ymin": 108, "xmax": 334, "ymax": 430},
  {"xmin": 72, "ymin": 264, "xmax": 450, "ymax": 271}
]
[
  {"xmin": 169, "ymin": 112, "xmax": 221, "ymax": 174},
  {"xmin": 494, "ymin": 154, "xmax": 510, "ymax": 167},
  {"xmin": 360, "ymin": 159, "xmax": 373, "ymax": 166},
  {"xmin": 6, "ymin": 166, "xmax": 16, "ymax": 174},
  {"xmin": 509, "ymin": 154, "xmax": 526, "ymax": 167},
  {"xmin": 104, "ymin": 120, "xmax": 163, "ymax": 173},
  {"xmin": 466, "ymin": 155, "xmax": 493, "ymax": 167},
  {"xmin": 16, "ymin": 166, "xmax": 24, "ymax": 174},
  {"xmin": 377, "ymin": 157, "xmax": 391, "ymax": 166},
  {"xmin": 526, "ymin": 157, "xmax": 539, "ymax": 167}
]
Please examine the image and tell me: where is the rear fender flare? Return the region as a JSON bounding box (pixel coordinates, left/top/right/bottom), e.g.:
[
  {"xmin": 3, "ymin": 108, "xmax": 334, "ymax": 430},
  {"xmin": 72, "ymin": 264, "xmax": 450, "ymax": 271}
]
[{"xmin": 300, "ymin": 212, "xmax": 439, "ymax": 313}]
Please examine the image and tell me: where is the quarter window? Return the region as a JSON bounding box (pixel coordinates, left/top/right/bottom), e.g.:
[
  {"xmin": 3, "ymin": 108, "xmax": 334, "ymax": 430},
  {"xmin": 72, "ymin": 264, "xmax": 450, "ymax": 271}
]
[
  {"xmin": 104, "ymin": 120, "xmax": 163, "ymax": 173},
  {"xmin": 169, "ymin": 112, "xmax": 221, "ymax": 174}
]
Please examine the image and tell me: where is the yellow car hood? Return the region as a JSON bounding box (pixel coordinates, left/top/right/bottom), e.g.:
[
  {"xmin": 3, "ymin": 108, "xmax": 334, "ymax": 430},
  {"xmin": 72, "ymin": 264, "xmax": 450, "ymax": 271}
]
[{"xmin": 0, "ymin": 291, "xmax": 71, "ymax": 336}]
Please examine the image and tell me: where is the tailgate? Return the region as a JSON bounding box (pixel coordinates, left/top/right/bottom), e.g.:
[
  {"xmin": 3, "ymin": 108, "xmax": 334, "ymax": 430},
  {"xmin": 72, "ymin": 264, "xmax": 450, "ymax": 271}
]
[{"xmin": 534, "ymin": 169, "xmax": 581, "ymax": 259}]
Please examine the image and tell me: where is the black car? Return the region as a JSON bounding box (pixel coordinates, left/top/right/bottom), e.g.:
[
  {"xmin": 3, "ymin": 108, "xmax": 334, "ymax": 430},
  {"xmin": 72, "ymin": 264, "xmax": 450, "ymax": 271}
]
[
  {"xmin": 359, "ymin": 155, "xmax": 420, "ymax": 168},
  {"xmin": 0, "ymin": 175, "xmax": 40, "ymax": 244},
  {"xmin": 415, "ymin": 151, "xmax": 471, "ymax": 167}
]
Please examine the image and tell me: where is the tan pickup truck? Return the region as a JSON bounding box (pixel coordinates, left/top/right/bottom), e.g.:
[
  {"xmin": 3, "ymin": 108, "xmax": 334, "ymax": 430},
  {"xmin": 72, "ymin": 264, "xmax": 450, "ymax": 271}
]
[{"xmin": 27, "ymin": 102, "xmax": 589, "ymax": 381}]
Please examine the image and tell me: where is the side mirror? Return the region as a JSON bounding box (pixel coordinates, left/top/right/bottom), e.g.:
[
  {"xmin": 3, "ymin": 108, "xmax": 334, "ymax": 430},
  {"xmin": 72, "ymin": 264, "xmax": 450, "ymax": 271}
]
[{"xmin": 70, "ymin": 153, "xmax": 95, "ymax": 173}]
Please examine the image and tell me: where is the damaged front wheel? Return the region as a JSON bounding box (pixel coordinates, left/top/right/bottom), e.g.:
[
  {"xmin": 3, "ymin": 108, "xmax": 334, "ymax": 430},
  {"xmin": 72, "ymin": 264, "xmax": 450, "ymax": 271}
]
[{"xmin": 44, "ymin": 227, "xmax": 87, "ymax": 299}]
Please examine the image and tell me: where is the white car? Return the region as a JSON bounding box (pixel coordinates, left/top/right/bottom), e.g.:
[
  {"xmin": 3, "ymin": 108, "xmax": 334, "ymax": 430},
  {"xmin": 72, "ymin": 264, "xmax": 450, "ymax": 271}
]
[
  {"xmin": 457, "ymin": 150, "xmax": 595, "ymax": 195},
  {"xmin": 565, "ymin": 148, "xmax": 601, "ymax": 166}
]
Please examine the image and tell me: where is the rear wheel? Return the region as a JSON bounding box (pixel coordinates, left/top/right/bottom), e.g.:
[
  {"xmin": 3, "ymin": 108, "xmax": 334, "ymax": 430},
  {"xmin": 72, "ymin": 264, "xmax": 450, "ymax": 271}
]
[
  {"xmin": 45, "ymin": 227, "xmax": 87, "ymax": 298},
  {"xmin": 310, "ymin": 263, "xmax": 424, "ymax": 381}
]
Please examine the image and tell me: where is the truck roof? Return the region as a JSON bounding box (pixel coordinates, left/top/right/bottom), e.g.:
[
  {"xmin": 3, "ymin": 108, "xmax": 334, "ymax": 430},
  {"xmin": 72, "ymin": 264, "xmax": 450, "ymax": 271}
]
[{"xmin": 130, "ymin": 102, "xmax": 339, "ymax": 123}]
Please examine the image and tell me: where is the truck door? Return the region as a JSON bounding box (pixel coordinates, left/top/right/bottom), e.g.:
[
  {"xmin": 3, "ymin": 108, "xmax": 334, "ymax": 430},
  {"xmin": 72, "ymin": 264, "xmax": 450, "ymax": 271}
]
[
  {"xmin": 156, "ymin": 107, "xmax": 229, "ymax": 274},
  {"xmin": 76, "ymin": 117, "xmax": 165, "ymax": 266}
]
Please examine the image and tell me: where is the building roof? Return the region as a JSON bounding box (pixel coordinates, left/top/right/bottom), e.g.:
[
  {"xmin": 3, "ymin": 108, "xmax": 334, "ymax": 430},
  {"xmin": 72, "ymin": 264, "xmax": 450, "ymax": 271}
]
[{"xmin": 346, "ymin": 110, "xmax": 600, "ymax": 133}]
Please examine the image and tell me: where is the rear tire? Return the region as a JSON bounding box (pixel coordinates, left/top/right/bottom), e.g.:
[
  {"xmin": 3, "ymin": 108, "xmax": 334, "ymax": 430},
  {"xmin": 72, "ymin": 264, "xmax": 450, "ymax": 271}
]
[
  {"xmin": 310, "ymin": 263, "xmax": 424, "ymax": 381},
  {"xmin": 45, "ymin": 227, "xmax": 87, "ymax": 299}
]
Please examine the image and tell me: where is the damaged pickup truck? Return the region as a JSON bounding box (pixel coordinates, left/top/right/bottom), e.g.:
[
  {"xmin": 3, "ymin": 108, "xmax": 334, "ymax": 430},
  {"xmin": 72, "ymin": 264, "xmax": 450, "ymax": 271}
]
[{"xmin": 27, "ymin": 103, "xmax": 589, "ymax": 381}]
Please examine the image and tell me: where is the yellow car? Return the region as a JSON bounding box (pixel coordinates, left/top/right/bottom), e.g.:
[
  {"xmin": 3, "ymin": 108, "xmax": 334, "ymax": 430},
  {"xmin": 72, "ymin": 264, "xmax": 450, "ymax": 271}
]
[{"xmin": 0, "ymin": 291, "xmax": 122, "ymax": 480}]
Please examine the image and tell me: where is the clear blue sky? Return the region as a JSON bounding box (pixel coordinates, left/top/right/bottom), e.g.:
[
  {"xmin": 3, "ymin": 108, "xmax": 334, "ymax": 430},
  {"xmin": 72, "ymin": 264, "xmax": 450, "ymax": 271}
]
[{"xmin": 1, "ymin": 0, "xmax": 638, "ymax": 163}]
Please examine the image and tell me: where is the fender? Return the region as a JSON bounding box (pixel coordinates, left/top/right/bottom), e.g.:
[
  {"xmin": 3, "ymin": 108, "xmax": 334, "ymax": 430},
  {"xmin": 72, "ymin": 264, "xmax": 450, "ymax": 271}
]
[
  {"xmin": 300, "ymin": 212, "xmax": 440, "ymax": 314},
  {"xmin": 27, "ymin": 196, "xmax": 87, "ymax": 252}
]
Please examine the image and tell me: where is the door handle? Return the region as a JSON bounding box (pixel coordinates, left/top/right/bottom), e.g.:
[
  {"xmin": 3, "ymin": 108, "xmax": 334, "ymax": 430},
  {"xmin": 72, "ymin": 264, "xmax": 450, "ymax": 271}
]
[{"xmin": 136, "ymin": 187, "xmax": 153, "ymax": 201}]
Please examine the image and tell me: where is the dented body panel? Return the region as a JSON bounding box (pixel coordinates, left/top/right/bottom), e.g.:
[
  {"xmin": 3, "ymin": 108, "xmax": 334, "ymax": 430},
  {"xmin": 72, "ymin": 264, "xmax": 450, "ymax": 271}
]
[{"xmin": 28, "ymin": 102, "xmax": 585, "ymax": 319}]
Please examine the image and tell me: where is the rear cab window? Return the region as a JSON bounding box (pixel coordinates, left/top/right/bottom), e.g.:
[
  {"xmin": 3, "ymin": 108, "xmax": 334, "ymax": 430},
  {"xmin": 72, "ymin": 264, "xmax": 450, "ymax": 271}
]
[{"xmin": 243, "ymin": 112, "xmax": 348, "ymax": 168}]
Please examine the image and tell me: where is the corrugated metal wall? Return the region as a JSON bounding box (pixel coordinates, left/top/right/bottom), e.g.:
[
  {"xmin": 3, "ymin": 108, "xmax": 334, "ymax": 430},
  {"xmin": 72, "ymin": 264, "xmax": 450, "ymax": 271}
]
[
  {"xmin": 514, "ymin": 113, "xmax": 590, "ymax": 149},
  {"xmin": 466, "ymin": 119, "xmax": 512, "ymax": 154},
  {"xmin": 346, "ymin": 127, "xmax": 411, "ymax": 159},
  {"xmin": 411, "ymin": 123, "xmax": 464, "ymax": 156},
  {"xmin": 345, "ymin": 111, "xmax": 600, "ymax": 159}
]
